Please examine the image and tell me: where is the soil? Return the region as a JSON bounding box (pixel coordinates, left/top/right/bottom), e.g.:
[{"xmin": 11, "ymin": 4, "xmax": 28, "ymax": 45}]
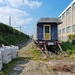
[{"xmin": 9, "ymin": 40, "xmax": 75, "ymax": 75}]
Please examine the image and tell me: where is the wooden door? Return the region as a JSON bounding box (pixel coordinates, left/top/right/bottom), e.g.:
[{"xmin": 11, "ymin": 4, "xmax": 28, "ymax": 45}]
[{"xmin": 44, "ymin": 25, "xmax": 50, "ymax": 40}]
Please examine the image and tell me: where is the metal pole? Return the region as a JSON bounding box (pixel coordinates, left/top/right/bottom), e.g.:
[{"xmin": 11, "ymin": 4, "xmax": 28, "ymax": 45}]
[
  {"xmin": 20, "ymin": 26, "xmax": 21, "ymax": 32},
  {"xmin": 9, "ymin": 16, "xmax": 11, "ymax": 26}
]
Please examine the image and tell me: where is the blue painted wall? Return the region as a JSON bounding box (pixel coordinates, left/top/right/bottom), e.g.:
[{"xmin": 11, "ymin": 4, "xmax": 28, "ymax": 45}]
[
  {"xmin": 51, "ymin": 23, "xmax": 58, "ymax": 41},
  {"xmin": 37, "ymin": 23, "xmax": 43, "ymax": 40},
  {"xmin": 37, "ymin": 23, "xmax": 58, "ymax": 41}
]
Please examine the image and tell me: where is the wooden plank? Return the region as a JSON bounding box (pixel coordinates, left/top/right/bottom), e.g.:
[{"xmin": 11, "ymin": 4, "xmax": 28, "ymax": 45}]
[
  {"xmin": 44, "ymin": 43, "xmax": 49, "ymax": 57},
  {"xmin": 57, "ymin": 44, "xmax": 65, "ymax": 56}
]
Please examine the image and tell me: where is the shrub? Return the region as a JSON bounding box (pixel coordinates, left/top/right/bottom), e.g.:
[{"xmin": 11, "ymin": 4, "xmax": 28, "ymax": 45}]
[
  {"xmin": 72, "ymin": 35, "xmax": 75, "ymax": 44},
  {"xmin": 68, "ymin": 34, "xmax": 73, "ymax": 40},
  {"xmin": 61, "ymin": 42, "xmax": 75, "ymax": 51},
  {"xmin": 68, "ymin": 34, "xmax": 75, "ymax": 44}
]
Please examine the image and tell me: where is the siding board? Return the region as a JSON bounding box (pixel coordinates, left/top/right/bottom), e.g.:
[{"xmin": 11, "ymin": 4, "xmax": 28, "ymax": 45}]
[{"xmin": 37, "ymin": 23, "xmax": 58, "ymax": 41}]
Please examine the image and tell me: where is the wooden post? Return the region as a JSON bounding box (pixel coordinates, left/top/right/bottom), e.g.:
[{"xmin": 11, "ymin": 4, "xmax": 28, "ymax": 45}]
[
  {"xmin": 44, "ymin": 43, "xmax": 49, "ymax": 57},
  {"xmin": 57, "ymin": 43, "xmax": 65, "ymax": 57}
]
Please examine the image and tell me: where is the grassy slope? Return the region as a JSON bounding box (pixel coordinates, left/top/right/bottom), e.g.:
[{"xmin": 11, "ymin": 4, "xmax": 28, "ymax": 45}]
[{"xmin": 0, "ymin": 23, "xmax": 29, "ymax": 46}]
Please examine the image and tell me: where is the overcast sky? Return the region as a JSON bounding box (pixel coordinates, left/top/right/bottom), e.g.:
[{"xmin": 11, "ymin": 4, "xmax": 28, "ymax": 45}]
[{"xmin": 0, "ymin": 0, "xmax": 72, "ymax": 35}]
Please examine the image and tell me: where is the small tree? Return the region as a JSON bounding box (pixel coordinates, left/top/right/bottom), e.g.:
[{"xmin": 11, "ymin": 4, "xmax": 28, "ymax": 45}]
[
  {"xmin": 72, "ymin": 30, "xmax": 75, "ymax": 44},
  {"xmin": 68, "ymin": 34, "xmax": 73, "ymax": 44}
]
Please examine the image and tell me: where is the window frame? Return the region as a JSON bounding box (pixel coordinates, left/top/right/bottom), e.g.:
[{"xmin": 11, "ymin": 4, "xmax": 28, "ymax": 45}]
[
  {"xmin": 66, "ymin": 26, "xmax": 71, "ymax": 33},
  {"xmin": 73, "ymin": 25, "xmax": 75, "ymax": 32},
  {"xmin": 62, "ymin": 28, "xmax": 65, "ymax": 33},
  {"xmin": 62, "ymin": 12, "xmax": 65, "ymax": 19},
  {"xmin": 58, "ymin": 30, "xmax": 61, "ymax": 34},
  {"xmin": 73, "ymin": 2, "xmax": 75, "ymax": 10},
  {"xmin": 66, "ymin": 7, "xmax": 71, "ymax": 15}
]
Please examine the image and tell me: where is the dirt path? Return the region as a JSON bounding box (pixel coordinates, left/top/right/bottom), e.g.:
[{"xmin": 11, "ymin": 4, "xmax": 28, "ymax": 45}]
[
  {"xmin": 9, "ymin": 40, "xmax": 75, "ymax": 75},
  {"xmin": 18, "ymin": 39, "xmax": 33, "ymax": 58}
]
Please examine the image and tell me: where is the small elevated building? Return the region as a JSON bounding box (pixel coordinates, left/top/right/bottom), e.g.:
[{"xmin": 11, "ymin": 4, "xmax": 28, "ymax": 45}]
[{"xmin": 33, "ymin": 18, "xmax": 62, "ymax": 47}]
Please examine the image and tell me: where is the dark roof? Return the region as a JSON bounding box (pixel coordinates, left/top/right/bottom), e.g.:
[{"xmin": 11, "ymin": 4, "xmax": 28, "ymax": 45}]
[{"xmin": 37, "ymin": 18, "xmax": 62, "ymax": 25}]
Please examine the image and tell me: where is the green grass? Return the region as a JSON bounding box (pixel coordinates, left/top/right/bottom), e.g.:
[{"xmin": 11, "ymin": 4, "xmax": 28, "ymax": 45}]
[
  {"xmin": 0, "ymin": 22, "xmax": 30, "ymax": 46},
  {"xmin": 0, "ymin": 58, "xmax": 22, "ymax": 75},
  {"xmin": 61, "ymin": 42, "xmax": 75, "ymax": 51},
  {"xmin": 31, "ymin": 49, "xmax": 41, "ymax": 60},
  {"xmin": 31, "ymin": 45, "xmax": 50, "ymax": 61},
  {"xmin": 61, "ymin": 42, "xmax": 75, "ymax": 56},
  {"xmin": 48, "ymin": 42, "xmax": 75, "ymax": 59}
]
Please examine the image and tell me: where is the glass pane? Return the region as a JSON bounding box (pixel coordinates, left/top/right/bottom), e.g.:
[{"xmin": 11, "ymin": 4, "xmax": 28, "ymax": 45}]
[
  {"xmin": 73, "ymin": 25, "xmax": 75, "ymax": 31},
  {"xmin": 73, "ymin": 3, "xmax": 75, "ymax": 10},
  {"xmin": 45, "ymin": 26, "xmax": 49, "ymax": 33},
  {"xmin": 67, "ymin": 26, "xmax": 71, "ymax": 33}
]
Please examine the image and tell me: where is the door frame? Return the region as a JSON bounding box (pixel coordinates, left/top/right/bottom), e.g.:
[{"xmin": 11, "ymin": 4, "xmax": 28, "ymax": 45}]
[{"xmin": 43, "ymin": 25, "xmax": 51, "ymax": 40}]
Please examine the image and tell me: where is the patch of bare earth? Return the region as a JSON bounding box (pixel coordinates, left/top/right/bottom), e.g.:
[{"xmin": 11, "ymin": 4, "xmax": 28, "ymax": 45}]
[
  {"xmin": 18, "ymin": 40, "xmax": 33, "ymax": 58},
  {"xmin": 53, "ymin": 63, "xmax": 75, "ymax": 73},
  {"xmin": 46, "ymin": 60, "xmax": 75, "ymax": 75},
  {"xmin": 12, "ymin": 40, "xmax": 51, "ymax": 75},
  {"xmin": 10, "ymin": 40, "xmax": 75, "ymax": 75}
]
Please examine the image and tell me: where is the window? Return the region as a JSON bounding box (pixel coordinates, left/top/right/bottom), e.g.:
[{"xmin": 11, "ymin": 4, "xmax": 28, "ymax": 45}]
[
  {"xmin": 45, "ymin": 26, "xmax": 49, "ymax": 33},
  {"xmin": 73, "ymin": 25, "xmax": 75, "ymax": 31},
  {"xmin": 62, "ymin": 28, "xmax": 65, "ymax": 33},
  {"xmin": 62, "ymin": 12, "xmax": 65, "ymax": 19},
  {"xmin": 73, "ymin": 3, "xmax": 75, "ymax": 10},
  {"xmin": 59, "ymin": 16, "xmax": 61, "ymax": 19},
  {"xmin": 66, "ymin": 7, "xmax": 71, "ymax": 15},
  {"xmin": 67, "ymin": 26, "xmax": 71, "ymax": 33},
  {"xmin": 58, "ymin": 30, "xmax": 61, "ymax": 34}
]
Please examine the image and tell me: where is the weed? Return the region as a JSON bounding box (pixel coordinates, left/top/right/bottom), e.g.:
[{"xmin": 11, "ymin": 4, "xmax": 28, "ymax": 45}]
[
  {"xmin": 31, "ymin": 49, "xmax": 41, "ymax": 60},
  {"xmin": 1, "ymin": 58, "xmax": 21, "ymax": 75}
]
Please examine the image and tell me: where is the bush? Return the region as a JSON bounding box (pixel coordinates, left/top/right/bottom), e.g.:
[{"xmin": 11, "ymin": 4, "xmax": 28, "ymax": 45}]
[
  {"xmin": 72, "ymin": 35, "xmax": 75, "ymax": 44},
  {"xmin": 61, "ymin": 42, "xmax": 75, "ymax": 56},
  {"xmin": 0, "ymin": 36, "xmax": 9, "ymax": 45},
  {"xmin": 72, "ymin": 39, "xmax": 75, "ymax": 44},
  {"xmin": 68, "ymin": 34, "xmax": 75, "ymax": 44},
  {"xmin": 61, "ymin": 42, "xmax": 75, "ymax": 51},
  {"xmin": 68, "ymin": 34, "xmax": 73, "ymax": 40}
]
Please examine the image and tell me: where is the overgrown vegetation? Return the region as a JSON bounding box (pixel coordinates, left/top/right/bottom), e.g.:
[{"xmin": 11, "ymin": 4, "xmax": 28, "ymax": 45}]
[
  {"xmin": 0, "ymin": 58, "xmax": 21, "ymax": 75},
  {"xmin": 31, "ymin": 45, "xmax": 41, "ymax": 60},
  {"xmin": 0, "ymin": 23, "xmax": 30, "ymax": 46},
  {"xmin": 32, "ymin": 49, "xmax": 41, "ymax": 60},
  {"xmin": 68, "ymin": 33, "xmax": 75, "ymax": 44},
  {"xmin": 61, "ymin": 42, "xmax": 75, "ymax": 56},
  {"xmin": 31, "ymin": 45, "xmax": 50, "ymax": 61},
  {"xmin": 50, "ymin": 42, "xmax": 75, "ymax": 58}
]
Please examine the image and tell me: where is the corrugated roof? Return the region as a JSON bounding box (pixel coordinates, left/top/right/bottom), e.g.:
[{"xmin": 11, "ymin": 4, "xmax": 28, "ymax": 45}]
[{"xmin": 37, "ymin": 18, "xmax": 62, "ymax": 25}]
